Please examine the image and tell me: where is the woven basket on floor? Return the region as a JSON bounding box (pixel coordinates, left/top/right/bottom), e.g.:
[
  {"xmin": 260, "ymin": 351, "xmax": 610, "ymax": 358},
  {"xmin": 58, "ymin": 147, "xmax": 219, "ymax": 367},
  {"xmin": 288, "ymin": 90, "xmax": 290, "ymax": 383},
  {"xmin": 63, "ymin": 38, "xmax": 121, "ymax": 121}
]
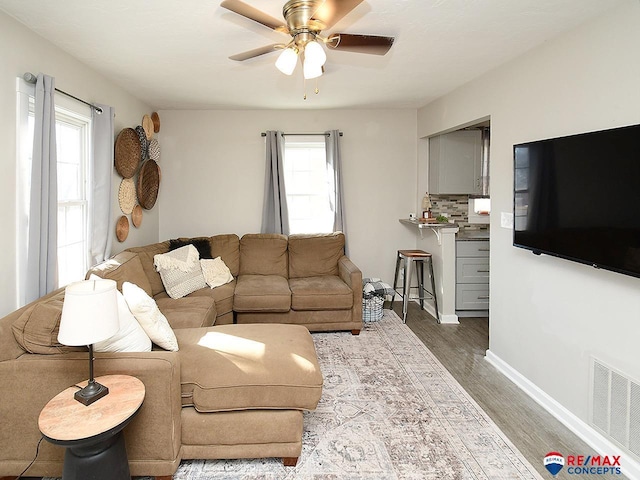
[
  {"xmin": 114, "ymin": 128, "xmax": 141, "ymax": 178},
  {"xmin": 137, "ymin": 159, "xmax": 160, "ymax": 209},
  {"xmin": 363, "ymin": 296, "xmax": 384, "ymax": 322}
]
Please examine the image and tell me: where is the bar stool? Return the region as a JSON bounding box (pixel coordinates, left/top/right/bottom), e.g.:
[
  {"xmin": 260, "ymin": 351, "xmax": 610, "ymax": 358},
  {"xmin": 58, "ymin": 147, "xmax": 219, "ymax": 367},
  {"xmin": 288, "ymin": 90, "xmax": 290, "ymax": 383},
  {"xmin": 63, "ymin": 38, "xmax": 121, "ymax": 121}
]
[{"xmin": 392, "ymin": 249, "xmax": 440, "ymax": 324}]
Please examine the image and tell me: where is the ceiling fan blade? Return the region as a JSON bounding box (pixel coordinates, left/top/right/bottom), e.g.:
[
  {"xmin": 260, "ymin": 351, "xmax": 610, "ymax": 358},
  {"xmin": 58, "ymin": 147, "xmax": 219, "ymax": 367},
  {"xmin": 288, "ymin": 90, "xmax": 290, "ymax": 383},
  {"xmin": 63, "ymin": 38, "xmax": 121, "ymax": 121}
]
[
  {"xmin": 220, "ymin": 0, "xmax": 288, "ymax": 33},
  {"xmin": 311, "ymin": 0, "xmax": 365, "ymax": 30},
  {"xmin": 229, "ymin": 44, "xmax": 284, "ymax": 61},
  {"xmin": 326, "ymin": 34, "xmax": 394, "ymax": 55}
]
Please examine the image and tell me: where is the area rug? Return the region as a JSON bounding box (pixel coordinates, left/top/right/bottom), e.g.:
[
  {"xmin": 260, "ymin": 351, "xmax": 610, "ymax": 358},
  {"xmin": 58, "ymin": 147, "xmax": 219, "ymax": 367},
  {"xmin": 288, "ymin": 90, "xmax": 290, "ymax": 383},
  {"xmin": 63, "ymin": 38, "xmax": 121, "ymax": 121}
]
[{"xmin": 168, "ymin": 310, "xmax": 544, "ymax": 480}]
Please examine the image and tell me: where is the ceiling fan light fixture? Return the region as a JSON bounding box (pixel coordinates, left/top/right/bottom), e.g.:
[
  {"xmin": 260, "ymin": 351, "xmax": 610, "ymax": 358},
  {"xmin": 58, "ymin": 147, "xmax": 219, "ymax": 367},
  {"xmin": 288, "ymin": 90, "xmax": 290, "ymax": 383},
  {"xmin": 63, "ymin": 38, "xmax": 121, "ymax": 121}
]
[
  {"xmin": 304, "ymin": 40, "xmax": 327, "ymax": 66},
  {"xmin": 275, "ymin": 47, "xmax": 298, "ymax": 75},
  {"xmin": 303, "ymin": 57, "xmax": 323, "ymax": 79}
]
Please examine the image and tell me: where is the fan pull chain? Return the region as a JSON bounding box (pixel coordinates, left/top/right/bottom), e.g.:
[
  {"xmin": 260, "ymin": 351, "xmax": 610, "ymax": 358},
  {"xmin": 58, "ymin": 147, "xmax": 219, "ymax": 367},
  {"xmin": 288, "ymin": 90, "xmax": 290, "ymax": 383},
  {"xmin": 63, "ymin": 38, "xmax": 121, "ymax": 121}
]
[
  {"xmin": 315, "ymin": 78, "xmax": 319, "ymax": 95},
  {"xmin": 303, "ymin": 77, "xmax": 307, "ymax": 100}
]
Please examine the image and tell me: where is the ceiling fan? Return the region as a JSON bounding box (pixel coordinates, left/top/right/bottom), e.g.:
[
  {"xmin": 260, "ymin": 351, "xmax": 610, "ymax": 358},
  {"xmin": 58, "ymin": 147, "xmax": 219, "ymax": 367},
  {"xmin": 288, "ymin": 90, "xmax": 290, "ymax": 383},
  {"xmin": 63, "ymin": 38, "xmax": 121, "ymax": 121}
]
[{"xmin": 220, "ymin": 0, "xmax": 394, "ymax": 83}]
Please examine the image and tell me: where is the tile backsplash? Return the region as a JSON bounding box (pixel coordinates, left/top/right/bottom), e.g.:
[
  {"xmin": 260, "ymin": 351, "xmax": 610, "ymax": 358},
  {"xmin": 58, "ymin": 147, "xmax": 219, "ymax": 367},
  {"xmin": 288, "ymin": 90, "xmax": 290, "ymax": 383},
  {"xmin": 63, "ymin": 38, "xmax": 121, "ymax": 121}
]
[{"xmin": 429, "ymin": 194, "xmax": 489, "ymax": 233}]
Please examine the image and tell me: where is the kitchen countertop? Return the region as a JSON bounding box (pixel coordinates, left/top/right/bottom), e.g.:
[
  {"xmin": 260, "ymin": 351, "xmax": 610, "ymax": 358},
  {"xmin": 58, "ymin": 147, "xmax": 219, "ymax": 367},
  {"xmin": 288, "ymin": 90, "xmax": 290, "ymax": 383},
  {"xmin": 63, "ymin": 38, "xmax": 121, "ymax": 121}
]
[{"xmin": 399, "ymin": 218, "xmax": 459, "ymax": 229}]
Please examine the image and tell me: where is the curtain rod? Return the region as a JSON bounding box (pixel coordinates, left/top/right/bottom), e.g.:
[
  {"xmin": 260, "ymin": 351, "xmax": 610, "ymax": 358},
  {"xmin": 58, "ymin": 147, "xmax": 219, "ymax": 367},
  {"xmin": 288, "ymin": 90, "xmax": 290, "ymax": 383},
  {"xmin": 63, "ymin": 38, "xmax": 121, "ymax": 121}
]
[
  {"xmin": 261, "ymin": 132, "xmax": 343, "ymax": 137},
  {"xmin": 23, "ymin": 72, "xmax": 103, "ymax": 114}
]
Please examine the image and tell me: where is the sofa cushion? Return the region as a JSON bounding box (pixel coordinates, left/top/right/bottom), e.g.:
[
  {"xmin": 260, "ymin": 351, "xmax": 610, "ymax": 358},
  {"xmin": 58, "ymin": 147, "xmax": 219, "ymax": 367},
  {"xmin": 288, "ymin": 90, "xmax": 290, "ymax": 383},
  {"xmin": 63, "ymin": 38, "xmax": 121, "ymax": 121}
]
[
  {"xmin": 239, "ymin": 234, "xmax": 288, "ymax": 277},
  {"xmin": 288, "ymin": 232, "xmax": 345, "ymax": 278},
  {"xmin": 187, "ymin": 279, "xmax": 235, "ymax": 318},
  {"xmin": 210, "ymin": 234, "xmax": 240, "ymax": 277},
  {"xmin": 86, "ymin": 251, "xmax": 153, "ymax": 297},
  {"xmin": 122, "ymin": 282, "xmax": 179, "ymax": 351},
  {"xmin": 175, "ymin": 323, "xmax": 323, "ymax": 412},
  {"xmin": 126, "ymin": 241, "xmax": 170, "ymax": 296},
  {"xmin": 11, "ymin": 292, "xmax": 85, "ymax": 355},
  {"xmin": 156, "ymin": 296, "xmax": 217, "ymax": 329},
  {"xmin": 154, "ymin": 245, "xmax": 207, "ymax": 299},
  {"xmin": 289, "ymin": 276, "xmax": 354, "ymax": 311},
  {"xmin": 234, "ymin": 275, "xmax": 291, "ymax": 313}
]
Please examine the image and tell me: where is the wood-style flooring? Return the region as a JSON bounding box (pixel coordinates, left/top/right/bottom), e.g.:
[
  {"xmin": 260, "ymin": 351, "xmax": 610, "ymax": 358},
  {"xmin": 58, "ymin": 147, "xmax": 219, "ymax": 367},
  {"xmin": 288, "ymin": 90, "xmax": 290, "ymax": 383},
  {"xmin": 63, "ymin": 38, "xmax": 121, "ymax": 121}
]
[{"xmin": 394, "ymin": 301, "xmax": 627, "ymax": 480}]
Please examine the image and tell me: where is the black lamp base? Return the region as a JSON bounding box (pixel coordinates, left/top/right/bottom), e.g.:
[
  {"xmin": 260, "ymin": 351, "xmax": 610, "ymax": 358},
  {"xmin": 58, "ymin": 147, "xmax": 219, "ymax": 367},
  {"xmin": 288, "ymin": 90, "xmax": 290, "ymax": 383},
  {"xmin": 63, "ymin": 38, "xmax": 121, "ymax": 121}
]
[{"xmin": 74, "ymin": 380, "xmax": 109, "ymax": 406}]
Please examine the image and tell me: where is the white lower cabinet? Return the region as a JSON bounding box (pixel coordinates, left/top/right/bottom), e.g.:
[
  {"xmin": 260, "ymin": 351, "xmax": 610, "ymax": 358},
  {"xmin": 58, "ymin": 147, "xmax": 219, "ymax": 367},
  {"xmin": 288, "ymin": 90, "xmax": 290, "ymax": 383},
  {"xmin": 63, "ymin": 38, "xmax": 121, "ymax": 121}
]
[{"xmin": 456, "ymin": 239, "xmax": 489, "ymax": 311}]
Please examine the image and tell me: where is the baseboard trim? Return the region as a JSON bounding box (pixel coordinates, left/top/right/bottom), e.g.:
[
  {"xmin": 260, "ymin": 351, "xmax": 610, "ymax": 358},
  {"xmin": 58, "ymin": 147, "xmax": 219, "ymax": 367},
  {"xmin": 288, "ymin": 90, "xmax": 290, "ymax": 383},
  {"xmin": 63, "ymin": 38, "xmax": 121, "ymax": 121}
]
[{"xmin": 485, "ymin": 349, "xmax": 640, "ymax": 480}]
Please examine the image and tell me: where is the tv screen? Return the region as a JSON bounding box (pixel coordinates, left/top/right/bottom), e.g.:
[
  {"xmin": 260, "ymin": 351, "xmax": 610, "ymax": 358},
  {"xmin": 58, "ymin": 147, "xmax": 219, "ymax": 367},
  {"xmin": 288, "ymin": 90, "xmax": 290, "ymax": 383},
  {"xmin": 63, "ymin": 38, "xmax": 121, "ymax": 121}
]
[{"xmin": 513, "ymin": 124, "xmax": 640, "ymax": 278}]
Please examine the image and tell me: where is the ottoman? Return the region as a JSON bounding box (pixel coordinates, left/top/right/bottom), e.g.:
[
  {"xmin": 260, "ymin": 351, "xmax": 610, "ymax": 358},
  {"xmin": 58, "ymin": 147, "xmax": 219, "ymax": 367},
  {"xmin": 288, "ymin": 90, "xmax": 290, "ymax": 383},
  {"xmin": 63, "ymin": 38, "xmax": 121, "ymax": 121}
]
[{"xmin": 174, "ymin": 323, "xmax": 323, "ymax": 466}]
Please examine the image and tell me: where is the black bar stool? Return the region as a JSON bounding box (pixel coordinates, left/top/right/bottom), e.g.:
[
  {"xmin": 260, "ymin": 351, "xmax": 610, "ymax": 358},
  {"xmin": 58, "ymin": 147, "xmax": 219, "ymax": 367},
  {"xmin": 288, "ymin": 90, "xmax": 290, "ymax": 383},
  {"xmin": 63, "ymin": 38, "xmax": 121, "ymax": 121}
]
[{"xmin": 392, "ymin": 249, "xmax": 440, "ymax": 324}]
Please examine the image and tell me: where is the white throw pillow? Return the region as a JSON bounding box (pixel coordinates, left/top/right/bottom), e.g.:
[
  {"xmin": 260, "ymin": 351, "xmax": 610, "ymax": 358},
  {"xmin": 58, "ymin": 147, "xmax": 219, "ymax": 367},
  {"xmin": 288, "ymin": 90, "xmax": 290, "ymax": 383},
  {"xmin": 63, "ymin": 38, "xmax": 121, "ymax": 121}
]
[
  {"xmin": 154, "ymin": 244, "xmax": 207, "ymax": 299},
  {"xmin": 122, "ymin": 281, "xmax": 179, "ymax": 351},
  {"xmin": 201, "ymin": 257, "xmax": 234, "ymax": 288}
]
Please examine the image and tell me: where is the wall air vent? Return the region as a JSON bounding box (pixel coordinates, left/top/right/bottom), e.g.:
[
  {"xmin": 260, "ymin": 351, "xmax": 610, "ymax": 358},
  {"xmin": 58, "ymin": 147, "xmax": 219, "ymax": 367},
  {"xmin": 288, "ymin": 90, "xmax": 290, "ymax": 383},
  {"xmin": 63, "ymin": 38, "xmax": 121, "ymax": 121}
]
[{"xmin": 590, "ymin": 358, "xmax": 640, "ymax": 461}]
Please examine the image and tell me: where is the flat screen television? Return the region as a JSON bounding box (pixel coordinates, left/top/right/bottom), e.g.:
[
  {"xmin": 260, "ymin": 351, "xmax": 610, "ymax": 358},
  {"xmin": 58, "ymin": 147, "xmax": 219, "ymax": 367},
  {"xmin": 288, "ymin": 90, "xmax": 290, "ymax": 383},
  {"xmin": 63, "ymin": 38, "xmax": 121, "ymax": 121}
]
[{"xmin": 513, "ymin": 123, "xmax": 640, "ymax": 278}]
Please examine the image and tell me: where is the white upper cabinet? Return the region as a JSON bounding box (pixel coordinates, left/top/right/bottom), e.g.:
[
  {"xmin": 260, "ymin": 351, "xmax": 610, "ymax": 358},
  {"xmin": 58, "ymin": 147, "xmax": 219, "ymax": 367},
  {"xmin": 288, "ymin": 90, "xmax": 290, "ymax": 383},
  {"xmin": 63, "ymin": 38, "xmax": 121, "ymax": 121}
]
[{"xmin": 429, "ymin": 130, "xmax": 482, "ymax": 194}]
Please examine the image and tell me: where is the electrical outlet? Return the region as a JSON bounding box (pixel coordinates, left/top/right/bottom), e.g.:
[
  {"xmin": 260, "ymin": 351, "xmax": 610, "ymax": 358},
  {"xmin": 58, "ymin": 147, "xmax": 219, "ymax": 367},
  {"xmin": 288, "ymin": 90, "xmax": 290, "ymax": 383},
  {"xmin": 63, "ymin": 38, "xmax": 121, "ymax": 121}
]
[{"xmin": 500, "ymin": 212, "xmax": 514, "ymax": 229}]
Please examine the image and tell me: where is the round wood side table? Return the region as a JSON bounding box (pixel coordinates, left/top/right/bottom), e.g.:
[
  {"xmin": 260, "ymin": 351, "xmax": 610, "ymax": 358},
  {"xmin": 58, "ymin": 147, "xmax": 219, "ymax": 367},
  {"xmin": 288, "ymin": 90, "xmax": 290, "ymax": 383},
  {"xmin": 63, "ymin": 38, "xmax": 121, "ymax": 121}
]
[{"xmin": 38, "ymin": 375, "xmax": 145, "ymax": 480}]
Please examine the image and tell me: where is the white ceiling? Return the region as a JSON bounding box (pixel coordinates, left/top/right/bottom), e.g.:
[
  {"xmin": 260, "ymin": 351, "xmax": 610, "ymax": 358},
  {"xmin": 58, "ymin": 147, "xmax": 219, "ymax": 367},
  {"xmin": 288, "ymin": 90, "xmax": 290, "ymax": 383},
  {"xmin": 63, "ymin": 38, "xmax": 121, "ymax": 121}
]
[{"xmin": 0, "ymin": 0, "xmax": 625, "ymax": 110}]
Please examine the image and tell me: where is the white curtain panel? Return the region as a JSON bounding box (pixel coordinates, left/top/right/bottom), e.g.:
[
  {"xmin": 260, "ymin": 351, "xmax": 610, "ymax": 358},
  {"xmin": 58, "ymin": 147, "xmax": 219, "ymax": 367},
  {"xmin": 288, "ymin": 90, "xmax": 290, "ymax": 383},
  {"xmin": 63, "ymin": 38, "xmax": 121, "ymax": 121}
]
[
  {"xmin": 90, "ymin": 104, "xmax": 115, "ymax": 265},
  {"xmin": 325, "ymin": 130, "xmax": 348, "ymax": 255},
  {"xmin": 25, "ymin": 73, "xmax": 58, "ymax": 303},
  {"xmin": 261, "ymin": 130, "xmax": 290, "ymax": 235}
]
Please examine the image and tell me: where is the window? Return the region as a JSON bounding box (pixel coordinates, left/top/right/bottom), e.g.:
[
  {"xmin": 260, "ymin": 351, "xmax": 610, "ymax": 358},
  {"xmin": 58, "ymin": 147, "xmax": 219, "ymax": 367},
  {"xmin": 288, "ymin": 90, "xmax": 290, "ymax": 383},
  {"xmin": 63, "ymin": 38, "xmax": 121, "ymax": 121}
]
[
  {"xmin": 283, "ymin": 139, "xmax": 334, "ymax": 234},
  {"xmin": 16, "ymin": 78, "xmax": 92, "ymax": 302}
]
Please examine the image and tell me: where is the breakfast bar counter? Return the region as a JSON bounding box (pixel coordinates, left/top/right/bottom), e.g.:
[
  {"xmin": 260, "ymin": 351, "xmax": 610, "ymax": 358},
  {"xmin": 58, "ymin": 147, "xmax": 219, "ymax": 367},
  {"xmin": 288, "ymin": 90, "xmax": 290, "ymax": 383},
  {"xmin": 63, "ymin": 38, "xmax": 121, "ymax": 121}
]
[{"xmin": 399, "ymin": 219, "xmax": 459, "ymax": 324}]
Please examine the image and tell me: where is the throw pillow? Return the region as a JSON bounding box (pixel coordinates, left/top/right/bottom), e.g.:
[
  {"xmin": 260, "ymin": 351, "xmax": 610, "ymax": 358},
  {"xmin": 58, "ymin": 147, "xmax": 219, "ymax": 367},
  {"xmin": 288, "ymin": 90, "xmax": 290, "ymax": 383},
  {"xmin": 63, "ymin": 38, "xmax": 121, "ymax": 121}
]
[
  {"xmin": 154, "ymin": 244, "xmax": 207, "ymax": 299},
  {"xmin": 169, "ymin": 238, "xmax": 213, "ymax": 259},
  {"xmin": 122, "ymin": 282, "xmax": 179, "ymax": 351},
  {"xmin": 201, "ymin": 257, "xmax": 234, "ymax": 289},
  {"xmin": 89, "ymin": 275, "xmax": 152, "ymax": 353}
]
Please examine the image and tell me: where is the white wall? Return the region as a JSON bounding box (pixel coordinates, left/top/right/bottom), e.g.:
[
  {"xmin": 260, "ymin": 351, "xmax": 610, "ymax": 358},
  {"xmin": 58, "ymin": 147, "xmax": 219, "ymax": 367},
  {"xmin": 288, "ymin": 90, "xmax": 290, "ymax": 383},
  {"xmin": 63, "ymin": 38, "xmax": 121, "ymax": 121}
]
[
  {"xmin": 157, "ymin": 109, "xmax": 418, "ymax": 282},
  {"xmin": 0, "ymin": 11, "xmax": 157, "ymax": 316},
  {"xmin": 418, "ymin": 0, "xmax": 640, "ymax": 441}
]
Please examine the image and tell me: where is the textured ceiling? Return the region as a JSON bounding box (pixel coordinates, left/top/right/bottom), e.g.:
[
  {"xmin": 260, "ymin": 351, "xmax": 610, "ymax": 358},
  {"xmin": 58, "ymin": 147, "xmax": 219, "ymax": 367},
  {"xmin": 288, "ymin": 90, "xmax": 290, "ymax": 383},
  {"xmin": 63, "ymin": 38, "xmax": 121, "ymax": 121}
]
[{"xmin": 0, "ymin": 0, "xmax": 625, "ymax": 110}]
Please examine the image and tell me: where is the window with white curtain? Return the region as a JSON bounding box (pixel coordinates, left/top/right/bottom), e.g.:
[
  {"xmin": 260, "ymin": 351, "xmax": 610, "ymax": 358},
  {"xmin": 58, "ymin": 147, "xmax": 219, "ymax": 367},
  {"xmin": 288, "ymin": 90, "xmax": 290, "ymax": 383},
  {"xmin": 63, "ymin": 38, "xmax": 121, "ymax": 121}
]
[
  {"xmin": 283, "ymin": 138, "xmax": 333, "ymax": 234},
  {"xmin": 16, "ymin": 79, "xmax": 92, "ymax": 301}
]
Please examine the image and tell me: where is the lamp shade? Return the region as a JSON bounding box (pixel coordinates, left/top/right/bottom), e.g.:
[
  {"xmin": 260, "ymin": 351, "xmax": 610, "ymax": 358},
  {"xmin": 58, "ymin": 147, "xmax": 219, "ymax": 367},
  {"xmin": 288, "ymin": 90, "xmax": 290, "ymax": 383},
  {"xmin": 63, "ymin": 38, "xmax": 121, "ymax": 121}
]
[
  {"xmin": 275, "ymin": 47, "xmax": 298, "ymax": 75},
  {"xmin": 303, "ymin": 57, "xmax": 323, "ymax": 79},
  {"xmin": 58, "ymin": 279, "xmax": 119, "ymax": 346},
  {"xmin": 304, "ymin": 40, "xmax": 326, "ymax": 67}
]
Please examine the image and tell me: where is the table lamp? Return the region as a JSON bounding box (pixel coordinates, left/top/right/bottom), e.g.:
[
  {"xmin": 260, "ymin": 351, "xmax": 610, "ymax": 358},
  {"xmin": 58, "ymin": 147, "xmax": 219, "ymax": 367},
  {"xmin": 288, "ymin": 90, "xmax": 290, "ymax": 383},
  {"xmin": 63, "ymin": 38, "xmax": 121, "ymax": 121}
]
[{"xmin": 58, "ymin": 279, "xmax": 119, "ymax": 406}]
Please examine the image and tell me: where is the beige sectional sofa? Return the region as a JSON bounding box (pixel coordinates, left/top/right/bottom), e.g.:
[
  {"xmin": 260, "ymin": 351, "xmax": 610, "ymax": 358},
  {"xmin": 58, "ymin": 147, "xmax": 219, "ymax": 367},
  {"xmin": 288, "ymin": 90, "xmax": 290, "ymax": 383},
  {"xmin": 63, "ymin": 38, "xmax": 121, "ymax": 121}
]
[{"xmin": 0, "ymin": 232, "xmax": 362, "ymax": 479}]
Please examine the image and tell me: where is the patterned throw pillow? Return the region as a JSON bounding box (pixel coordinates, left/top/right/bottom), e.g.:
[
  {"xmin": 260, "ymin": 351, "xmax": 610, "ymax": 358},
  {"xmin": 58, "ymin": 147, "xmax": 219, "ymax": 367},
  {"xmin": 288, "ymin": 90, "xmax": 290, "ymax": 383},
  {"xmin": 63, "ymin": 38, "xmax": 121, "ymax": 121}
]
[
  {"xmin": 154, "ymin": 244, "xmax": 207, "ymax": 299},
  {"xmin": 201, "ymin": 257, "xmax": 234, "ymax": 288},
  {"xmin": 122, "ymin": 282, "xmax": 178, "ymax": 351}
]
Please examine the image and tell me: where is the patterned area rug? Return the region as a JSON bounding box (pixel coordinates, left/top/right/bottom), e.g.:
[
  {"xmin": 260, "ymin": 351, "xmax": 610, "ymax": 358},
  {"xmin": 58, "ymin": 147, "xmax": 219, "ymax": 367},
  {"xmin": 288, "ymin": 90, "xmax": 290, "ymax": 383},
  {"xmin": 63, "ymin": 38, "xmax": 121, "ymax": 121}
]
[{"xmin": 169, "ymin": 310, "xmax": 543, "ymax": 480}]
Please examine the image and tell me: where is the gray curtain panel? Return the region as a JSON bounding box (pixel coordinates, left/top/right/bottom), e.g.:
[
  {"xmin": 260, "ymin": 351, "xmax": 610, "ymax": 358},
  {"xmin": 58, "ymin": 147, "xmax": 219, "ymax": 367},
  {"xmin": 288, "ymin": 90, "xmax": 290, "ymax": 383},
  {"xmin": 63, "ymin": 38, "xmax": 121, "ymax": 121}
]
[
  {"xmin": 261, "ymin": 130, "xmax": 290, "ymax": 235},
  {"xmin": 90, "ymin": 104, "xmax": 115, "ymax": 265},
  {"xmin": 26, "ymin": 73, "xmax": 58, "ymax": 303},
  {"xmin": 325, "ymin": 130, "xmax": 348, "ymax": 255}
]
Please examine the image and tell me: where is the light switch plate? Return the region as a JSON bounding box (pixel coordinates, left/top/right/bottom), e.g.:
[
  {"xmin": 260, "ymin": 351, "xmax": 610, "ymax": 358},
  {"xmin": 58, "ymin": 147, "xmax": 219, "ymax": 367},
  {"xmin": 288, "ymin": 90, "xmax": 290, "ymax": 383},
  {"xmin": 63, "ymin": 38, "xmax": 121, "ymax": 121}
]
[{"xmin": 500, "ymin": 212, "xmax": 514, "ymax": 229}]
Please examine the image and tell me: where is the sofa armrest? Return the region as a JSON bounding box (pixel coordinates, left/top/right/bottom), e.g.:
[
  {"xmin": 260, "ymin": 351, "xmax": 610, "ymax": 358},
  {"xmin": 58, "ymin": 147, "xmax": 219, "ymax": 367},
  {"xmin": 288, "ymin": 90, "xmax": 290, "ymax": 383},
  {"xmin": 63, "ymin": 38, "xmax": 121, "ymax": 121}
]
[
  {"xmin": 338, "ymin": 256, "xmax": 363, "ymax": 327},
  {"xmin": 0, "ymin": 351, "xmax": 181, "ymax": 478}
]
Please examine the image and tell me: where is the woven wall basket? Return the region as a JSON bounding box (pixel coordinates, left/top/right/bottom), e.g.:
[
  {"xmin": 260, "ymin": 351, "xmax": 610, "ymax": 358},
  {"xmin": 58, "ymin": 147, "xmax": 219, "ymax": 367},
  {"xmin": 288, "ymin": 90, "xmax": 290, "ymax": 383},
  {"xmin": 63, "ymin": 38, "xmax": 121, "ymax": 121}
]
[
  {"xmin": 135, "ymin": 125, "xmax": 149, "ymax": 161},
  {"xmin": 151, "ymin": 112, "xmax": 160, "ymax": 133},
  {"xmin": 118, "ymin": 178, "xmax": 136, "ymax": 214},
  {"xmin": 137, "ymin": 159, "xmax": 160, "ymax": 209},
  {"xmin": 132, "ymin": 204, "xmax": 143, "ymax": 228},
  {"xmin": 148, "ymin": 138, "xmax": 160, "ymax": 161},
  {"xmin": 142, "ymin": 114, "xmax": 154, "ymax": 140},
  {"xmin": 116, "ymin": 215, "xmax": 129, "ymax": 242},
  {"xmin": 114, "ymin": 128, "xmax": 141, "ymax": 178}
]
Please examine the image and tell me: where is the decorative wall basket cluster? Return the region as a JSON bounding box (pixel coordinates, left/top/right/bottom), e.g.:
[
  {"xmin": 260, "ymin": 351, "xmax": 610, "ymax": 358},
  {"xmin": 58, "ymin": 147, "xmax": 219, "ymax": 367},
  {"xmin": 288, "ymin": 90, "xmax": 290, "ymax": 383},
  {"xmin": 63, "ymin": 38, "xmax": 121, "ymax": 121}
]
[{"xmin": 114, "ymin": 112, "xmax": 161, "ymax": 242}]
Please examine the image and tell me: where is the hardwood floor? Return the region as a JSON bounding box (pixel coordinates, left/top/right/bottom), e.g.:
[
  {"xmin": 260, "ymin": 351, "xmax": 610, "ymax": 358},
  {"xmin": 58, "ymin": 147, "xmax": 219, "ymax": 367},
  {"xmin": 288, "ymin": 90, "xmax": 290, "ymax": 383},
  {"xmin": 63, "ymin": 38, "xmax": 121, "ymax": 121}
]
[{"xmin": 394, "ymin": 301, "xmax": 627, "ymax": 480}]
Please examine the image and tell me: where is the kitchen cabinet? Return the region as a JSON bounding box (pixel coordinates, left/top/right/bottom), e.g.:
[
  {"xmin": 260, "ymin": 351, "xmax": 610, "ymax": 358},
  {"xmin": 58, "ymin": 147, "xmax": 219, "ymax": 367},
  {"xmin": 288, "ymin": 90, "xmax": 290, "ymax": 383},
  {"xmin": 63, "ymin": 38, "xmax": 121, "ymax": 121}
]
[
  {"xmin": 455, "ymin": 239, "xmax": 489, "ymax": 312},
  {"xmin": 429, "ymin": 130, "xmax": 482, "ymax": 194}
]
